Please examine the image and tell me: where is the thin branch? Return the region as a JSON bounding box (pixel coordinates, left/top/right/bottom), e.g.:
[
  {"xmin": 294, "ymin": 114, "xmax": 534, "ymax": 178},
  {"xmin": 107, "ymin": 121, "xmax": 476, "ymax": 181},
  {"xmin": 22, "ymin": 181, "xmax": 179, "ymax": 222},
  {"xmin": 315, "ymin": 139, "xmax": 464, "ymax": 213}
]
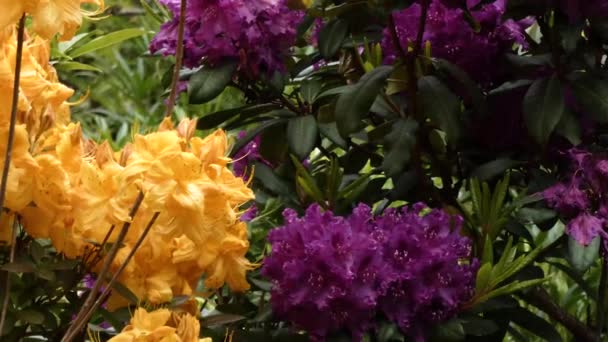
[
  {"xmin": 521, "ymin": 287, "xmax": 596, "ymax": 342},
  {"xmin": 164, "ymin": 0, "xmax": 188, "ymax": 117},
  {"xmin": 61, "ymin": 191, "xmax": 145, "ymax": 342},
  {"xmin": 0, "ymin": 15, "xmax": 26, "ymax": 222},
  {"xmin": 80, "ymin": 212, "xmax": 160, "ymax": 326},
  {"xmin": 0, "ymin": 215, "xmax": 19, "ymax": 335}
]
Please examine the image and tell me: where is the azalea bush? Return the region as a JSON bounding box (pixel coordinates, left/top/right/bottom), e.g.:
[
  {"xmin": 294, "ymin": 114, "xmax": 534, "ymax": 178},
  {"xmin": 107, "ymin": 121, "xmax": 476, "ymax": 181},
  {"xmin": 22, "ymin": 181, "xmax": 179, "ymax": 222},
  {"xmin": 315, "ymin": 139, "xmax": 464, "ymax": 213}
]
[{"xmin": 3, "ymin": 0, "xmax": 608, "ymax": 341}]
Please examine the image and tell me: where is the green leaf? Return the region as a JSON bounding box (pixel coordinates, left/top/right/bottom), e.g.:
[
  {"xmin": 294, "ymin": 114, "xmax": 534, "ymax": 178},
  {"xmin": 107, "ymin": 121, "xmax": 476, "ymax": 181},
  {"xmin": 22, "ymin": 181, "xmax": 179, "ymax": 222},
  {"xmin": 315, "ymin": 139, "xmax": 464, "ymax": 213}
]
[
  {"xmin": 287, "ymin": 115, "xmax": 318, "ymax": 160},
  {"xmin": 335, "ymin": 66, "xmax": 393, "ymax": 137},
  {"xmin": 477, "ymin": 278, "xmax": 546, "ymax": 303},
  {"xmin": 318, "ymin": 19, "xmax": 349, "ymax": 58},
  {"xmin": 196, "ymin": 104, "xmax": 282, "ymax": 130},
  {"xmin": 229, "ymin": 119, "xmax": 288, "ymax": 157},
  {"xmin": 523, "ymin": 75, "xmax": 565, "ymax": 145},
  {"xmin": 481, "ymin": 236, "xmax": 494, "ymax": 265},
  {"xmin": 417, "ymin": 76, "xmax": 462, "ymax": 143},
  {"xmin": 381, "ymin": 118, "xmax": 418, "ymax": 176},
  {"xmin": 202, "ymin": 313, "xmax": 246, "ymax": 326},
  {"xmin": 291, "ymin": 155, "xmax": 325, "ymax": 204},
  {"xmin": 69, "ymin": 28, "xmax": 146, "ymax": 58},
  {"xmin": 471, "ymin": 158, "xmax": 519, "ymax": 181},
  {"xmin": 432, "ymin": 58, "xmax": 487, "ymax": 116},
  {"xmin": 475, "ymin": 263, "xmax": 492, "ymax": 294},
  {"xmin": 1, "ymin": 261, "xmax": 36, "ymax": 273},
  {"xmin": 461, "ymin": 317, "xmax": 499, "ymax": 336},
  {"xmin": 508, "ymin": 307, "xmax": 563, "ymax": 342},
  {"xmin": 431, "ymin": 319, "xmax": 465, "ymax": 342},
  {"xmin": 254, "ymin": 162, "xmax": 293, "ymax": 197},
  {"xmin": 301, "ymin": 79, "xmax": 323, "ymax": 104},
  {"xmin": 571, "ymin": 75, "xmax": 608, "ymax": 123},
  {"xmin": 568, "ymin": 235, "xmax": 600, "ymax": 273},
  {"xmin": 555, "ymin": 110, "xmax": 582, "ymax": 145},
  {"xmin": 188, "ymin": 61, "xmax": 238, "ymax": 104},
  {"xmin": 17, "ymin": 309, "xmax": 45, "ymax": 325},
  {"xmin": 55, "ymin": 61, "xmax": 102, "ymax": 73}
]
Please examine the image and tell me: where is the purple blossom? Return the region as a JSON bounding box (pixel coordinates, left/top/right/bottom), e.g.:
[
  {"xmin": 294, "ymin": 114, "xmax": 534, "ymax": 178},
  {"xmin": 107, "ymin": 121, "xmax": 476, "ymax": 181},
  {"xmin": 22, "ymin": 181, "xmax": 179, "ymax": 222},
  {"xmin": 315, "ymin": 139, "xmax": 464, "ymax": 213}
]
[
  {"xmin": 150, "ymin": 0, "xmax": 304, "ymax": 75},
  {"xmin": 232, "ymin": 131, "xmax": 272, "ymax": 181},
  {"xmin": 262, "ymin": 203, "xmax": 477, "ymax": 341},
  {"xmin": 383, "ymin": 0, "xmax": 531, "ymax": 85},
  {"xmin": 568, "ymin": 213, "xmax": 604, "ymax": 246}
]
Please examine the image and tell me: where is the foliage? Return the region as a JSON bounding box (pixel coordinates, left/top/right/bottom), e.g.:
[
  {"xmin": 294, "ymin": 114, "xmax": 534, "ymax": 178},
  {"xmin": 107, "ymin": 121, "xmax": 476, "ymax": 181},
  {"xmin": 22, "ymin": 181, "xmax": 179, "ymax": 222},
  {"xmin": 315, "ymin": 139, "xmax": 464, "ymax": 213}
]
[{"xmin": 3, "ymin": 0, "xmax": 608, "ymax": 341}]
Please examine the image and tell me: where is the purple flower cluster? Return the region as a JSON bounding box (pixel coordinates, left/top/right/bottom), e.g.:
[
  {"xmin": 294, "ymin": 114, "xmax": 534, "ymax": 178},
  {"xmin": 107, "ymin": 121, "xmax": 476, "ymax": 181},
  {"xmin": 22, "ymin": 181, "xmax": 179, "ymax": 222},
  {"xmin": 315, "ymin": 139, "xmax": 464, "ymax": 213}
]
[
  {"xmin": 262, "ymin": 203, "xmax": 477, "ymax": 341},
  {"xmin": 150, "ymin": 0, "xmax": 303, "ymax": 75},
  {"xmin": 544, "ymin": 149, "xmax": 608, "ymax": 245},
  {"xmin": 382, "ymin": 0, "xmax": 530, "ymax": 84}
]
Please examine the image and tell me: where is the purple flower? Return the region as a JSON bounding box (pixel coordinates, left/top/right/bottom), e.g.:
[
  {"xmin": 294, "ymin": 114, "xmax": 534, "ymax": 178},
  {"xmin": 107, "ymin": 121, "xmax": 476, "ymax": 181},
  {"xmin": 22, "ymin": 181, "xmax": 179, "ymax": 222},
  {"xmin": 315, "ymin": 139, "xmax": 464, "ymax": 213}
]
[
  {"xmin": 241, "ymin": 205, "xmax": 258, "ymax": 222},
  {"xmin": 150, "ymin": 0, "xmax": 304, "ymax": 75},
  {"xmin": 543, "ymin": 181, "xmax": 589, "ymax": 217},
  {"xmin": 372, "ymin": 204, "xmax": 477, "ymax": 337},
  {"xmin": 383, "ymin": 0, "xmax": 531, "ymax": 85},
  {"xmin": 232, "ymin": 131, "xmax": 272, "ymax": 181},
  {"xmin": 568, "ymin": 213, "xmax": 604, "ymax": 246},
  {"xmin": 262, "ymin": 203, "xmax": 477, "ymax": 341}
]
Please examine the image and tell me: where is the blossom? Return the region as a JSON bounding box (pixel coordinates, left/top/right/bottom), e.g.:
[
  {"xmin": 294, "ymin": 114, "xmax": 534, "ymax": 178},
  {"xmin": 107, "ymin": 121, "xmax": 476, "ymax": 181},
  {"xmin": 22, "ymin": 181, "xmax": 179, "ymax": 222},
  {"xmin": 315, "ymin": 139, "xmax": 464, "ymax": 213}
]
[
  {"xmin": 150, "ymin": 0, "xmax": 304, "ymax": 75},
  {"xmin": 383, "ymin": 0, "xmax": 531, "ymax": 84},
  {"xmin": 263, "ymin": 203, "xmax": 476, "ymax": 341},
  {"xmin": 108, "ymin": 307, "xmax": 212, "ymax": 342},
  {"xmin": 0, "ymin": 0, "xmax": 104, "ymax": 40},
  {"xmin": 232, "ymin": 131, "xmax": 272, "ymax": 180}
]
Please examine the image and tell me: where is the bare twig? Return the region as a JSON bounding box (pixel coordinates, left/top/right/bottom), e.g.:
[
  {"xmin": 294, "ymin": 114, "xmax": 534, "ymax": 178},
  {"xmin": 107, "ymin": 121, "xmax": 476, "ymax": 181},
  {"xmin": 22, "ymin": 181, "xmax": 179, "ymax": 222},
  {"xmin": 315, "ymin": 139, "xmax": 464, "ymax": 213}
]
[
  {"xmin": 80, "ymin": 212, "xmax": 160, "ymax": 326},
  {"xmin": 0, "ymin": 215, "xmax": 19, "ymax": 335},
  {"xmin": 0, "ymin": 15, "xmax": 26, "ymax": 224},
  {"xmin": 61, "ymin": 191, "xmax": 145, "ymax": 342},
  {"xmin": 164, "ymin": 0, "xmax": 188, "ymax": 117}
]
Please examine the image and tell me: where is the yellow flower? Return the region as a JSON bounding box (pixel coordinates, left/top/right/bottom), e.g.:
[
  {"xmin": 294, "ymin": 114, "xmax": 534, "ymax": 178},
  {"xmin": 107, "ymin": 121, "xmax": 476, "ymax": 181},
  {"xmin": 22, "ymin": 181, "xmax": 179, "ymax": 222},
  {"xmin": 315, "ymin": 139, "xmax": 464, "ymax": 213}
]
[
  {"xmin": 0, "ymin": 0, "xmax": 104, "ymax": 40},
  {"xmin": 108, "ymin": 307, "xmax": 211, "ymax": 342}
]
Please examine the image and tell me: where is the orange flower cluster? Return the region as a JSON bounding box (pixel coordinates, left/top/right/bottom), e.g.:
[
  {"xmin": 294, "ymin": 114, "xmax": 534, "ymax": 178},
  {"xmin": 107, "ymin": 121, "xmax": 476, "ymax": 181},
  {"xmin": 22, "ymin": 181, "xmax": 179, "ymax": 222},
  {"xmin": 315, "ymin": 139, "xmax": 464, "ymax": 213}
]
[
  {"xmin": 0, "ymin": 4, "xmax": 254, "ymax": 311},
  {"xmin": 107, "ymin": 307, "xmax": 212, "ymax": 342},
  {"xmin": 0, "ymin": 0, "xmax": 104, "ymax": 40}
]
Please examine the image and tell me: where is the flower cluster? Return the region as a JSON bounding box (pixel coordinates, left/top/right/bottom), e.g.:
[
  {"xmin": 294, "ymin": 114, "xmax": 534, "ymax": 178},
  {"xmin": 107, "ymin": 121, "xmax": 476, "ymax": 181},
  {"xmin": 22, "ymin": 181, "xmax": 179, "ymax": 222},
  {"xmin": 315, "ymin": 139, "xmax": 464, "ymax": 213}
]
[
  {"xmin": 262, "ymin": 203, "xmax": 477, "ymax": 341},
  {"xmin": 544, "ymin": 149, "xmax": 608, "ymax": 245},
  {"xmin": 232, "ymin": 131, "xmax": 271, "ymax": 181},
  {"xmin": 149, "ymin": 0, "xmax": 303, "ymax": 75},
  {"xmin": 0, "ymin": 0, "xmax": 104, "ymax": 40},
  {"xmin": 108, "ymin": 307, "xmax": 211, "ymax": 342},
  {"xmin": 0, "ymin": 21, "xmax": 254, "ymax": 310},
  {"xmin": 383, "ymin": 0, "xmax": 530, "ymax": 84}
]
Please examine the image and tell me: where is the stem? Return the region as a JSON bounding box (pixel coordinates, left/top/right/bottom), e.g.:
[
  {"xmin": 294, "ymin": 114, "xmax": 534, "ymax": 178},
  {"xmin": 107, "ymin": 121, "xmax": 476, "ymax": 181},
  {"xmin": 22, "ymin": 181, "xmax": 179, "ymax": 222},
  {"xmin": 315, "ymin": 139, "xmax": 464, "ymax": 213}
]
[
  {"xmin": 597, "ymin": 257, "xmax": 607, "ymax": 341},
  {"xmin": 79, "ymin": 212, "xmax": 160, "ymax": 327},
  {"xmin": 0, "ymin": 215, "xmax": 19, "ymax": 335},
  {"xmin": 164, "ymin": 0, "xmax": 187, "ymax": 117},
  {"xmin": 0, "ymin": 15, "xmax": 26, "ymax": 222},
  {"xmin": 61, "ymin": 191, "xmax": 145, "ymax": 342},
  {"xmin": 522, "ymin": 287, "xmax": 596, "ymax": 342}
]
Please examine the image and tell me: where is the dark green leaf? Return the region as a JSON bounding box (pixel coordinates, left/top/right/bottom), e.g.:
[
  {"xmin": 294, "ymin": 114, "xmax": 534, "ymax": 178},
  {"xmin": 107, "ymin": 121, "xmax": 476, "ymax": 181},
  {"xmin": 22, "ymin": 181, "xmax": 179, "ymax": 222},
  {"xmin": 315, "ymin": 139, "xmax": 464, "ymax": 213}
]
[
  {"xmin": 508, "ymin": 307, "xmax": 563, "ymax": 342},
  {"xmin": 17, "ymin": 309, "xmax": 45, "ymax": 325},
  {"xmin": 431, "ymin": 319, "xmax": 465, "ymax": 342},
  {"xmin": 202, "ymin": 313, "xmax": 246, "ymax": 326},
  {"xmin": 336, "ymin": 66, "xmax": 393, "ymax": 137},
  {"xmin": 568, "ymin": 235, "xmax": 600, "ymax": 273},
  {"xmin": 471, "ymin": 158, "xmax": 519, "ymax": 181},
  {"xmin": 571, "ymin": 75, "xmax": 608, "ymax": 123},
  {"xmin": 523, "ymin": 75, "xmax": 565, "ymax": 145},
  {"xmin": 287, "ymin": 115, "xmax": 318, "ymax": 159},
  {"xmin": 254, "ymin": 162, "xmax": 292, "ymax": 196},
  {"xmin": 381, "ymin": 118, "xmax": 418, "ymax": 176},
  {"xmin": 555, "ymin": 110, "xmax": 582, "ymax": 145},
  {"xmin": 318, "ymin": 20, "xmax": 349, "ymax": 58},
  {"xmin": 230, "ymin": 119, "xmax": 288, "ymax": 157},
  {"xmin": 188, "ymin": 61, "xmax": 238, "ymax": 104},
  {"xmin": 197, "ymin": 104, "xmax": 281, "ymax": 129},
  {"xmin": 461, "ymin": 317, "xmax": 499, "ymax": 336},
  {"xmin": 417, "ymin": 76, "xmax": 462, "ymax": 143}
]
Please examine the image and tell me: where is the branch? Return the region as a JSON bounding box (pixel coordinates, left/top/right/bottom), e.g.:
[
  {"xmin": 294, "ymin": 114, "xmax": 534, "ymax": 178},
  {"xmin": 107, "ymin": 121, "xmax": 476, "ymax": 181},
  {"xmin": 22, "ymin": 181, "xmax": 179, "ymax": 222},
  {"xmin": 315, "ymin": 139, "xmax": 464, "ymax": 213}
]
[
  {"xmin": 61, "ymin": 191, "xmax": 145, "ymax": 342},
  {"xmin": 0, "ymin": 15, "xmax": 26, "ymax": 221},
  {"xmin": 0, "ymin": 16, "xmax": 26, "ymax": 335},
  {"xmin": 522, "ymin": 287, "xmax": 596, "ymax": 342},
  {"xmin": 164, "ymin": 0, "xmax": 188, "ymax": 117}
]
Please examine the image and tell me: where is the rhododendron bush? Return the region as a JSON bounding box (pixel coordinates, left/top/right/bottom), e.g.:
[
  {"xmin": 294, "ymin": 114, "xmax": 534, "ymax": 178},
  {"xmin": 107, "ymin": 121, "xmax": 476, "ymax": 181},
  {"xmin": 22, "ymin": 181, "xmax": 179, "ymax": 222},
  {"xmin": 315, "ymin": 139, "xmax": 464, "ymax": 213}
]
[{"xmin": 2, "ymin": 0, "xmax": 608, "ymax": 341}]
